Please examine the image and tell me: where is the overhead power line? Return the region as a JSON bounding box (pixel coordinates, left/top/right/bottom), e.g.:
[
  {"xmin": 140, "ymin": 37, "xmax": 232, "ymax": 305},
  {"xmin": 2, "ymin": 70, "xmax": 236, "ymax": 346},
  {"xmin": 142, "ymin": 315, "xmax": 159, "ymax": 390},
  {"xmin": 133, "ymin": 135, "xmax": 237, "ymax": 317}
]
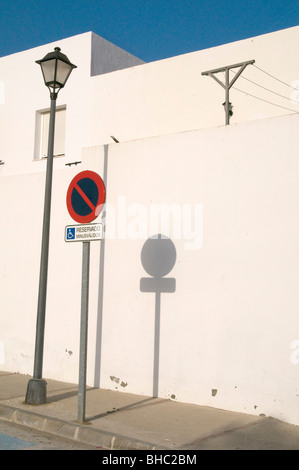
[
  {"xmin": 233, "ymin": 86, "xmax": 299, "ymax": 114},
  {"xmin": 253, "ymin": 64, "xmax": 296, "ymax": 90},
  {"xmin": 230, "ymin": 69, "xmax": 293, "ymax": 102},
  {"xmin": 202, "ymin": 60, "xmax": 299, "ymax": 122}
]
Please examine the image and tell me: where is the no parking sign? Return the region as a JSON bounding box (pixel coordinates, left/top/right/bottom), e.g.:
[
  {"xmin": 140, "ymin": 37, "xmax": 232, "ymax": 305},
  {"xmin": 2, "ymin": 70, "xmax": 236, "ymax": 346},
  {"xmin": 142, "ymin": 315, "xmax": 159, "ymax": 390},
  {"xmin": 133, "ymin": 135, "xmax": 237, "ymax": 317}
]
[{"xmin": 66, "ymin": 170, "xmax": 106, "ymax": 224}]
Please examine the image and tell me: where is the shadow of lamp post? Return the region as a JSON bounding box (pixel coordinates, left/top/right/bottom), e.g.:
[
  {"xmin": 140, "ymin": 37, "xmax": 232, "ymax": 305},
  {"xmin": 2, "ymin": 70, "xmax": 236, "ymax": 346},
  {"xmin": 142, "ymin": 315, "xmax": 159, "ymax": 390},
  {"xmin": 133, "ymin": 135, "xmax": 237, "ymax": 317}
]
[{"xmin": 25, "ymin": 48, "xmax": 77, "ymax": 405}]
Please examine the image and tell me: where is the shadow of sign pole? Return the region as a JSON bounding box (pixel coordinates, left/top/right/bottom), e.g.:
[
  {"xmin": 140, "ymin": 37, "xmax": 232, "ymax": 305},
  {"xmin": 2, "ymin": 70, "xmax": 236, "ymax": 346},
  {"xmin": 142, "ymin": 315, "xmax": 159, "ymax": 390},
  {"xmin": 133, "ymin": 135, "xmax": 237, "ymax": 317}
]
[{"xmin": 140, "ymin": 235, "xmax": 176, "ymax": 397}]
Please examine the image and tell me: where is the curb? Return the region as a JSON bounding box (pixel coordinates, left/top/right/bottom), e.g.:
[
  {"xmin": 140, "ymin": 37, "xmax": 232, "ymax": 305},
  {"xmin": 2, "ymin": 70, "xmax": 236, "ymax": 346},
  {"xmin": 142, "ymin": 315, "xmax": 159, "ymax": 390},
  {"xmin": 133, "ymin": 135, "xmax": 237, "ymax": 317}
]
[{"xmin": 0, "ymin": 403, "xmax": 163, "ymax": 450}]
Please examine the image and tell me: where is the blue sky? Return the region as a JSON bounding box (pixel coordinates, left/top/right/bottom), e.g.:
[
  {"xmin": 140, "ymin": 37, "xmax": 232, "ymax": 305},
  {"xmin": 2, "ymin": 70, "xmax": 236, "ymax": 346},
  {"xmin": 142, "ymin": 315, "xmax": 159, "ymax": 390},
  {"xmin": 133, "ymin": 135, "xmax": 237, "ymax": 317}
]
[{"xmin": 0, "ymin": 0, "xmax": 298, "ymax": 61}]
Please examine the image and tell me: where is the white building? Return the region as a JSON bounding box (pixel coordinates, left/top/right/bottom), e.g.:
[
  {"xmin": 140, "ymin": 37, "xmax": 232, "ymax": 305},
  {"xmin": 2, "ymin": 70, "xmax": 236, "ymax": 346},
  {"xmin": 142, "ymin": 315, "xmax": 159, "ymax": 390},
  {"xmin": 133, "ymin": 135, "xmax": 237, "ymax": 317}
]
[{"xmin": 1, "ymin": 26, "xmax": 299, "ymax": 425}]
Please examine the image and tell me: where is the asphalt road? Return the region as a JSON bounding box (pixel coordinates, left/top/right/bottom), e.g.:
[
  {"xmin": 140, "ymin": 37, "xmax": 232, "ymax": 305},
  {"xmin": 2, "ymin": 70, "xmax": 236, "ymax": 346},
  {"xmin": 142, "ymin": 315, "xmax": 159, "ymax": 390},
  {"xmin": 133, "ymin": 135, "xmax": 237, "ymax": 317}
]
[{"xmin": 0, "ymin": 421, "xmax": 102, "ymax": 450}]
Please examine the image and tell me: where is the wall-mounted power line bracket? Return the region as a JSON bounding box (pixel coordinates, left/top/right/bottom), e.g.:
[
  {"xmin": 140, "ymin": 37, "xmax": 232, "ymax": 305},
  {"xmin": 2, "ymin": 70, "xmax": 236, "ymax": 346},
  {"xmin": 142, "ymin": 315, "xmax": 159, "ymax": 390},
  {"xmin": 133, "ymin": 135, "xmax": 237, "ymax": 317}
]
[{"xmin": 201, "ymin": 59, "xmax": 255, "ymax": 125}]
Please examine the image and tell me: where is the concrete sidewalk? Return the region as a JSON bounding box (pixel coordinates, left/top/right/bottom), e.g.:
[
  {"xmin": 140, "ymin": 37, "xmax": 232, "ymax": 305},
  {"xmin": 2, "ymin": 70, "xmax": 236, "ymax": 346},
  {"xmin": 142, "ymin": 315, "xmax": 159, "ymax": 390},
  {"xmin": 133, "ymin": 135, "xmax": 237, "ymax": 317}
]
[{"xmin": 1, "ymin": 371, "xmax": 299, "ymax": 450}]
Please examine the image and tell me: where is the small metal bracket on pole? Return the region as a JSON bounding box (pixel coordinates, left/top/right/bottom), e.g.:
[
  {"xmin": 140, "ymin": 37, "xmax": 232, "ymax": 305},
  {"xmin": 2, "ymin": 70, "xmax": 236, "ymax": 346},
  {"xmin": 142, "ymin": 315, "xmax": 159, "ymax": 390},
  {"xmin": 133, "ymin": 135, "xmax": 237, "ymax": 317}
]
[
  {"xmin": 78, "ymin": 241, "xmax": 90, "ymax": 423},
  {"xmin": 201, "ymin": 59, "xmax": 255, "ymax": 125}
]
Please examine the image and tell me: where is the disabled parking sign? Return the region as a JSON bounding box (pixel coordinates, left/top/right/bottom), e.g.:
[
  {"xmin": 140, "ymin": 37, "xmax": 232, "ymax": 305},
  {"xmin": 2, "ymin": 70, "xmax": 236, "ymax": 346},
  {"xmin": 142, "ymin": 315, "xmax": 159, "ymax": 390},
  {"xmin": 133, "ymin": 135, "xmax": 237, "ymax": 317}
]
[{"xmin": 65, "ymin": 223, "xmax": 103, "ymax": 242}]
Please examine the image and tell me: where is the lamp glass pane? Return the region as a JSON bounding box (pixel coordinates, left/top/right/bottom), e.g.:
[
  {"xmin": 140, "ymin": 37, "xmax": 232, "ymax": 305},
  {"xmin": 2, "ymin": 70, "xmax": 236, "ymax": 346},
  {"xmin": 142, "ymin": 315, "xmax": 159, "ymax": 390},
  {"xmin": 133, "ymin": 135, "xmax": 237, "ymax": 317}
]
[
  {"xmin": 40, "ymin": 59, "xmax": 56, "ymax": 85},
  {"xmin": 56, "ymin": 60, "xmax": 72, "ymax": 86}
]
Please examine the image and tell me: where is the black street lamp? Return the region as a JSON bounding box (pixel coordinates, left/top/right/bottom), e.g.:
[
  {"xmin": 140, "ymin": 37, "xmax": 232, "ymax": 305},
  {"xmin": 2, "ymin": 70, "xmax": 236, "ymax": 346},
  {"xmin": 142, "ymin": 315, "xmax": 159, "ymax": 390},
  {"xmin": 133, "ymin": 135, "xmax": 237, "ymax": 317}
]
[{"xmin": 25, "ymin": 48, "xmax": 76, "ymax": 405}]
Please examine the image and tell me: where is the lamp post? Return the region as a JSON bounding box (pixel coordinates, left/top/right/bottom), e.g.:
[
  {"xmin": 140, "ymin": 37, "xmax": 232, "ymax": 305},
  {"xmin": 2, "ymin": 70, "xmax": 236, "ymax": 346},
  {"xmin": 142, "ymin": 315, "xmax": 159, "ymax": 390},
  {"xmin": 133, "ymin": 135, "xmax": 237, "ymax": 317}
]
[{"xmin": 25, "ymin": 48, "xmax": 76, "ymax": 405}]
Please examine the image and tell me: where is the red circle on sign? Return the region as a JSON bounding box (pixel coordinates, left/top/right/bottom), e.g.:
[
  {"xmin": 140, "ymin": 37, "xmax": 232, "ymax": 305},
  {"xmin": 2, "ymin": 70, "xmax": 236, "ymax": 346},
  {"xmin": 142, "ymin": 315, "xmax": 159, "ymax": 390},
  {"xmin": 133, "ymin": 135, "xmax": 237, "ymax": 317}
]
[{"xmin": 66, "ymin": 170, "xmax": 106, "ymax": 223}]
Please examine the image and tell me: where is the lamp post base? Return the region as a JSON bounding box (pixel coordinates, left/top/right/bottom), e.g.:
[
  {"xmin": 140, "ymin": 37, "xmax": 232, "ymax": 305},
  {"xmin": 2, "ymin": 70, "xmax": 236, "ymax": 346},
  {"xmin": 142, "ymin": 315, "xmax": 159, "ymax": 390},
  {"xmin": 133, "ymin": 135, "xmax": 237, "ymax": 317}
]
[{"xmin": 25, "ymin": 378, "xmax": 47, "ymax": 405}]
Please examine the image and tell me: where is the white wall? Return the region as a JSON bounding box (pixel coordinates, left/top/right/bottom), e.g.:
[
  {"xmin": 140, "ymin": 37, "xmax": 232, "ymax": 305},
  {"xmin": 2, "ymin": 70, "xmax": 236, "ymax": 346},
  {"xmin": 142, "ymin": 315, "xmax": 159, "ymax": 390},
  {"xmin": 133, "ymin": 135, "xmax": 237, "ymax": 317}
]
[
  {"xmin": 0, "ymin": 31, "xmax": 144, "ymax": 177},
  {"xmin": 0, "ymin": 33, "xmax": 93, "ymax": 176},
  {"xmin": 82, "ymin": 113, "xmax": 299, "ymax": 425},
  {"xmin": 88, "ymin": 26, "xmax": 299, "ymax": 145},
  {"xmin": 0, "ymin": 26, "xmax": 298, "ymax": 178},
  {"xmin": 1, "ymin": 112, "xmax": 298, "ymax": 425}
]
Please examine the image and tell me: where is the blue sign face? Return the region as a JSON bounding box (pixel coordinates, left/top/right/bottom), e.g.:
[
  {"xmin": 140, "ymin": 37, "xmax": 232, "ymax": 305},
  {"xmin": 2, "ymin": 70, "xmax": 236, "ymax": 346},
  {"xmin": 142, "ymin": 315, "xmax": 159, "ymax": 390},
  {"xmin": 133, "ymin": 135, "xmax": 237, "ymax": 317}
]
[
  {"xmin": 66, "ymin": 227, "xmax": 76, "ymax": 240},
  {"xmin": 66, "ymin": 171, "xmax": 106, "ymax": 223},
  {"xmin": 70, "ymin": 178, "xmax": 99, "ymax": 217}
]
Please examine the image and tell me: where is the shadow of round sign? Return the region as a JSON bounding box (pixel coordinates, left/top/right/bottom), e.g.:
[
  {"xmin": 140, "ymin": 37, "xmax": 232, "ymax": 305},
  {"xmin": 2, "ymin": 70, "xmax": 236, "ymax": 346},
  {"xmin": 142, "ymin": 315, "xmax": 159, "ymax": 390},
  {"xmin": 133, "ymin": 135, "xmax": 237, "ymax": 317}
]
[
  {"xmin": 66, "ymin": 170, "xmax": 106, "ymax": 223},
  {"xmin": 141, "ymin": 235, "xmax": 176, "ymax": 278}
]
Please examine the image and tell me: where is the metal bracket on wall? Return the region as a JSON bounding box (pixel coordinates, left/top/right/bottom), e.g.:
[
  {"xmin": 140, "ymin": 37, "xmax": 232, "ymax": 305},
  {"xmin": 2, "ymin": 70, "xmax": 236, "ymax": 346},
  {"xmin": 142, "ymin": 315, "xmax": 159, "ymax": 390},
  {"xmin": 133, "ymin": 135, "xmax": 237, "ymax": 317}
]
[
  {"xmin": 202, "ymin": 59, "xmax": 255, "ymax": 125},
  {"xmin": 65, "ymin": 161, "xmax": 81, "ymax": 167}
]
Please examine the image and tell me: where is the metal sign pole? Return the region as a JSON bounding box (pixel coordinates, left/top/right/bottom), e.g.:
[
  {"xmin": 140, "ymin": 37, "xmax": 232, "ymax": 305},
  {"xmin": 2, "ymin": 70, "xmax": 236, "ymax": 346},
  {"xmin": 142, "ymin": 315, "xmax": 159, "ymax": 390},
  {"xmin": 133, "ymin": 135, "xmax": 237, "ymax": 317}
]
[
  {"xmin": 65, "ymin": 170, "xmax": 106, "ymax": 423},
  {"xmin": 78, "ymin": 240, "xmax": 90, "ymax": 423}
]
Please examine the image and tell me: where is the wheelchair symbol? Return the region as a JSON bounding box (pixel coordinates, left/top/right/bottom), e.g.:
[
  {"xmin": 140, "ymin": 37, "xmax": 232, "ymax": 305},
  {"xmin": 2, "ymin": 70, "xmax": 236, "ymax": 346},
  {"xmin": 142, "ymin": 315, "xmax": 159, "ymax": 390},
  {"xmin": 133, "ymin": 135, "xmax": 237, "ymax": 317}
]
[{"xmin": 67, "ymin": 227, "xmax": 76, "ymax": 239}]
